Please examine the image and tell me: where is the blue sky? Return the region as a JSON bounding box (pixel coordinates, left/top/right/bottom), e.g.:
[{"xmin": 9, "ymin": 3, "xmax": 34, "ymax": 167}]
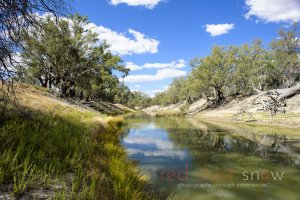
[{"xmin": 70, "ymin": 0, "xmax": 300, "ymax": 96}]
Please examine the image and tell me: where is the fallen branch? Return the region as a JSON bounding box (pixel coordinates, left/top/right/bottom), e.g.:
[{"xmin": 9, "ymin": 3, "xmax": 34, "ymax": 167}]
[
  {"xmin": 278, "ymin": 83, "xmax": 300, "ymax": 101},
  {"xmin": 252, "ymin": 83, "xmax": 300, "ymax": 116}
]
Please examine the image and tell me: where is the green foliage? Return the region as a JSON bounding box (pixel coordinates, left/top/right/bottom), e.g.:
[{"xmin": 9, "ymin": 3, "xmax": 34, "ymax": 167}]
[
  {"xmin": 192, "ymin": 46, "xmax": 231, "ymax": 101},
  {"xmin": 127, "ymin": 91, "xmax": 151, "ymax": 108},
  {"xmin": 153, "ymin": 24, "xmax": 300, "ymax": 106},
  {"xmin": 270, "ymin": 24, "xmax": 300, "ymax": 88},
  {"xmin": 112, "ymin": 82, "xmax": 132, "ymax": 104},
  {"xmin": 13, "ymin": 157, "xmax": 41, "ymax": 196},
  {"xmin": 18, "ymin": 13, "xmax": 130, "ymax": 102},
  {"xmin": 151, "ymin": 91, "xmax": 167, "ymax": 106}
]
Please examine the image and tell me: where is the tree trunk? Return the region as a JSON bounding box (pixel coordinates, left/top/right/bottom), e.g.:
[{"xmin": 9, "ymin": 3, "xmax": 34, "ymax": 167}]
[
  {"xmin": 86, "ymin": 95, "xmax": 90, "ymax": 102},
  {"xmin": 48, "ymin": 67, "xmax": 53, "ymax": 89},
  {"xmin": 43, "ymin": 73, "xmax": 49, "ymax": 88},
  {"xmin": 80, "ymin": 91, "xmax": 84, "ymax": 100},
  {"xmin": 48, "ymin": 75, "xmax": 52, "ymax": 89},
  {"xmin": 277, "ymin": 82, "xmax": 300, "ymax": 100},
  {"xmin": 38, "ymin": 76, "xmax": 48, "ymax": 88},
  {"xmin": 61, "ymin": 80, "xmax": 68, "ymax": 98},
  {"xmin": 213, "ymin": 87, "xmax": 223, "ymax": 102},
  {"xmin": 69, "ymin": 82, "xmax": 76, "ymax": 98}
]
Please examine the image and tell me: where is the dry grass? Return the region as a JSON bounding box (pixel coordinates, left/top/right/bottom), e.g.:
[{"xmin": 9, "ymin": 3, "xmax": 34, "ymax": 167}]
[
  {"xmin": 195, "ymin": 111, "xmax": 300, "ymax": 129},
  {"xmin": 0, "ymin": 84, "xmax": 156, "ymax": 200},
  {"xmin": 114, "ymin": 104, "xmax": 137, "ymax": 113}
]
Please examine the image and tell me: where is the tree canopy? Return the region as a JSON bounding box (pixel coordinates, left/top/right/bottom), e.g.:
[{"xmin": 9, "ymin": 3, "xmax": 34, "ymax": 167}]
[
  {"xmin": 18, "ymin": 14, "xmax": 131, "ymax": 102},
  {"xmin": 1, "ymin": 0, "xmax": 66, "ymax": 87},
  {"xmin": 152, "ymin": 24, "xmax": 300, "ymax": 107}
]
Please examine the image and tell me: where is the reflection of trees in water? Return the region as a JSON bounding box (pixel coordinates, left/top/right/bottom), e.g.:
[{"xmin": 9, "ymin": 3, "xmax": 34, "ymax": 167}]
[
  {"xmin": 252, "ymin": 134, "xmax": 300, "ymax": 167},
  {"xmin": 154, "ymin": 117, "xmax": 300, "ymax": 167},
  {"xmin": 123, "ymin": 114, "xmax": 300, "ymax": 199},
  {"xmin": 124, "ymin": 114, "xmax": 300, "ymax": 167}
]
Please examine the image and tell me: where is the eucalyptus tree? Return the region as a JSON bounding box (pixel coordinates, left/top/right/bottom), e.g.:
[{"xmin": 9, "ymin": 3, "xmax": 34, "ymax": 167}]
[
  {"xmin": 151, "ymin": 91, "xmax": 167, "ymax": 106},
  {"xmin": 190, "ymin": 46, "xmax": 230, "ymax": 102},
  {"xmin": 231, "ymin": 40, "xmax": 275, "ymax": 94},
  {"xmin": 151, "ymin": 25, "xmax": 300, "ymax": 108},
  {"xmin": 113, "ymin": 82, "xmax": 132, "ymax": 104},
  {"xmin": 21, "ymin": 14, "xmax": 97, "ymax": 96},
  {"xmin": 127, "ymin": 91, "xmax": 151, "ymax": 108},
  {"xmin": 0, "ymin": 0, "xmax": 67, "ymax": 88},
  {"xmin": 20, "ymin": 14, "xmax": 129, "ymax": 101},
  {"xmin": 270, "ymin": 24, "xmax": 300, "ymax": 88}
]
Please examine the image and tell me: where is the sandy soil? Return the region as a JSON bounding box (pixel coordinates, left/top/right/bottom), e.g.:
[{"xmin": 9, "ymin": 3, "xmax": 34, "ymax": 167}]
[{"xmin": 143, "ymin": 93, "xmax": 300, "ymax": 127}]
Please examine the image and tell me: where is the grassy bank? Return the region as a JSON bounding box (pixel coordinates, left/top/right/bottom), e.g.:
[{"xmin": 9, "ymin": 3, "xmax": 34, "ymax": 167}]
[
  {"xmin": 194, "ymin": 111, "xmax": 300, "ymax": 129},
  {"xmin": 188, "ymin": 117, "xmax": 300, "ymax": 137},
  {"xmin": 0, "ymin": 85, "xmax": 155, "ymax": 199}
]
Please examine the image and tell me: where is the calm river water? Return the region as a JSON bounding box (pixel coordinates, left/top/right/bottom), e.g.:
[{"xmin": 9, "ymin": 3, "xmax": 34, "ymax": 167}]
[{"xmin": 122, "ymin": 113, "xmax": 300, "ymax": 200}]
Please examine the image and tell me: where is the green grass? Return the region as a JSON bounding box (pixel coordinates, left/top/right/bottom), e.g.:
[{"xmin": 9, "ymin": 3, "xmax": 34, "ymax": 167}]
[
  {"xmin": 193, "ymin": 117, "xmax": 300, "ymax": 136},
  {"xmin": 196, "ymin": 110, "xmax": 300, "ymax": 129},
  {"xmin": 0, "ymin": 90, "xmax": 156, "ymax": 199}
]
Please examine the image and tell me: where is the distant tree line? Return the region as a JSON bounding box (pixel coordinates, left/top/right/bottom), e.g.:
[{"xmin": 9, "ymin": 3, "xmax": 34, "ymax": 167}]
[
  {"xmin": 151, "ymin": 24, "xmax": 300, "ymax": 107},
  {"xmin": 126, "ymin": 91, "xmax": 152, "ymax": 108}
]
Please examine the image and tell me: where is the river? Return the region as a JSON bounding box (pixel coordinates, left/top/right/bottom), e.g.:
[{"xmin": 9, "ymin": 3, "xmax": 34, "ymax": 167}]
[{"xmin": 121, "ymin": 113, "xmax": 300, "ymax": 200}]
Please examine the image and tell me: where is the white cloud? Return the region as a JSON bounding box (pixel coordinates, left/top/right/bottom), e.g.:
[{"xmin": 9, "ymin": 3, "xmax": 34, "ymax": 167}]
[
  {"xmin": 126, "ymin": 59, "xmax": 186, "ymax": 71},
  {"xmin": 124, "ymin": 136, "xmax": 186, "ymax": 159},
  {"xmin": 85, "ymin": 23, "xmax": 159, "ymax": 55},
  {"xmin": 145, "ymin": 89, "xmax": 164, "ymax": 97},
  {"xmin": 163, "ymin": 85, "xmax": 169, "ymax": 90},
  {"xmin": 121, "ymin": 68, "xmax": 187, "ymax": 82},
  {"xmin": 37, "ymin": 13, "xmax": 159, "ymax": 56},
  {"xmin": 145, "ymin": 86, "xmax": 170, "ymax": 97},
  {"xmin": 204, "ymin": 23, "xmax": 235, "ymax": 37},
  {"xmin": 245, "ymin": 0, "xmax": 300, "ymax": 23},
  {"xmin": 124, "ymin": 136, "xmax": 174, "ymax": 149},
  {"xmin": 109, "ymin": 0, "xmax": 163, "ymax": 9},
  {"xmin": 134, "ymin": 84, "xmax": 141, "ymax": 88},
  {"xmin": 126, "ymin": 62, "xmax": 142, "ymax": 71},
  {"xmin": 126, "ymin": 148, "xmax": 186, "ymax": 159}
]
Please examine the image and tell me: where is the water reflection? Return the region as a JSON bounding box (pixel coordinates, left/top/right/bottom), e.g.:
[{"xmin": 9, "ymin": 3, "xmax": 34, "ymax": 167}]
[{"xmin": 122, "ymin": 114, "xmax": 300, "ymax": 200}]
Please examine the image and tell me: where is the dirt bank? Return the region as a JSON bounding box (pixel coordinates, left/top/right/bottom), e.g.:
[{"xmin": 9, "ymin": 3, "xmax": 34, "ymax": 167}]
[{"xmin": 143, "ymin": 93, "xmax": 300, "ymax": 128}]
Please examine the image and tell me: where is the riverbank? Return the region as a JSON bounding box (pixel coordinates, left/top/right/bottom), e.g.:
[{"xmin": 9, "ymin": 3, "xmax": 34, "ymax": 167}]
[
  {"xmin": 0, "ymin": 85, "xmax": 154, "ymax": 199},
  {"xmin": 143, "ymin": 93, "xmax": 300, "ymax": 128}
]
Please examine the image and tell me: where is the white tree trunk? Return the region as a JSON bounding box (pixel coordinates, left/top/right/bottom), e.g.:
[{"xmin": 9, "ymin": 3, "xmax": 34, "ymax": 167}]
[{"xmin": 277, "ymin": 83, "xmax": 300, "ymax": 101}]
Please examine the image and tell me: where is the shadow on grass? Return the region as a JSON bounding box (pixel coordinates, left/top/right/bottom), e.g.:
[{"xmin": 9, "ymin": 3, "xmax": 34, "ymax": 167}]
[{"xmin": 0, "ymin": 104, "xmax": 157, "ymax": 200}]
